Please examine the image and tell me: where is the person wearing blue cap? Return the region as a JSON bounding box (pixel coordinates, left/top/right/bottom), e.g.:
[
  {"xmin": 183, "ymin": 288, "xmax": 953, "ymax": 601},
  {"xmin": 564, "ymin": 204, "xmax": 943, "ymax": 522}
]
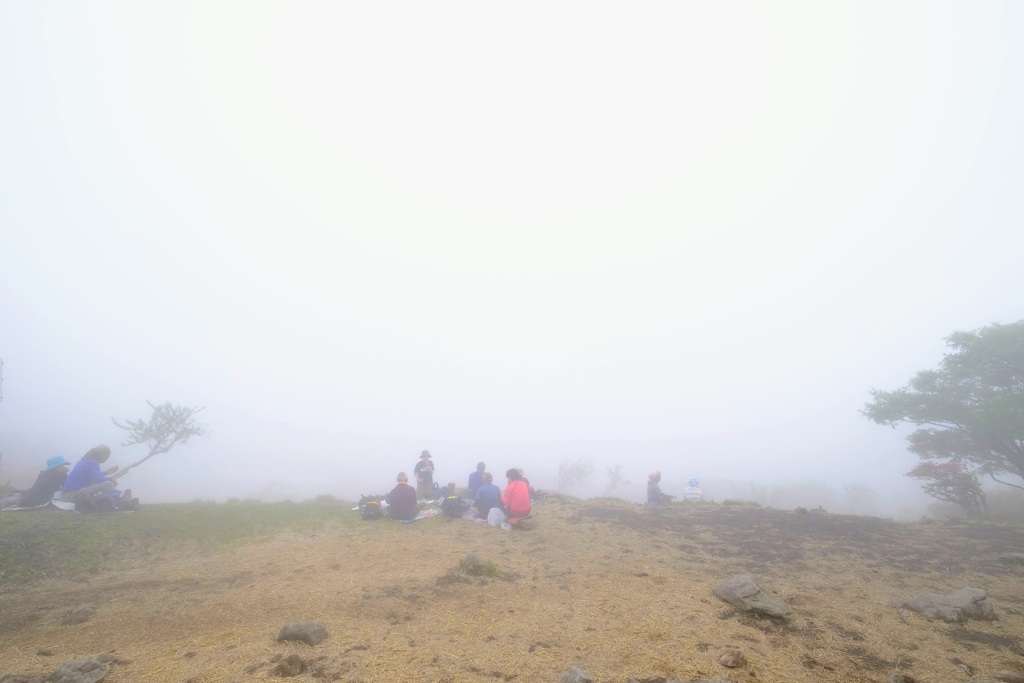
[
  {"xmin": 682, "ymin": 477, "xmax": 704, "ymax": 502},
  {"xmin": 18, "ymin": 456, "xmax": 72, "ymax": 507}
]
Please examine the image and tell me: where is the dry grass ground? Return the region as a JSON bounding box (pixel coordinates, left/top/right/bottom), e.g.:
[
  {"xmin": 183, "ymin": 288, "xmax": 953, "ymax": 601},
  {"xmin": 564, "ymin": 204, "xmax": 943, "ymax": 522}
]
[{"xmin": 1, "ymin": 497, "xmax": 1023, "ymax": 682}]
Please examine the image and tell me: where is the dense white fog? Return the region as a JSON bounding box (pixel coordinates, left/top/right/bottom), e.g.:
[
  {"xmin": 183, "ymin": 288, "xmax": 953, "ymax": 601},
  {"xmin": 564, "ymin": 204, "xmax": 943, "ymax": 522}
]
[{"xmin": 2, "ymin": 3, "xmax": 1022, "ymax": 517}]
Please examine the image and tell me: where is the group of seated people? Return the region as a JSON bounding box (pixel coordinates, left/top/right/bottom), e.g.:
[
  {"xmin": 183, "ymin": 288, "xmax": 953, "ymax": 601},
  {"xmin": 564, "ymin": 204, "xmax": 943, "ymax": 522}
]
[
  {"xmin": 385, "ymin": 462, "xmax": 533, "ymax": 529},
  {"xmin": 1, "ymin": 445, "xmax": 139, "ymax": 511}
]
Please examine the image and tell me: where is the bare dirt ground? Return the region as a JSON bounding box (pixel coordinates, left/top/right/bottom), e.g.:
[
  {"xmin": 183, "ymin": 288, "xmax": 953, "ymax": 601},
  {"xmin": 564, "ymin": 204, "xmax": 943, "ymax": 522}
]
[{"xmin": 2, "ymin": 497, "xmax": 1023, "ymax": 683}]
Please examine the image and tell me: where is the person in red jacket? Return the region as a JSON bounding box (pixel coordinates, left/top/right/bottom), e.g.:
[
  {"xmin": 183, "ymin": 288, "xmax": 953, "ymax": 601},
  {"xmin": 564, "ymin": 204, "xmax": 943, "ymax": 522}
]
[{"xmin": 488, "ymin": 468, "xmax": 532, "ymax": 529}]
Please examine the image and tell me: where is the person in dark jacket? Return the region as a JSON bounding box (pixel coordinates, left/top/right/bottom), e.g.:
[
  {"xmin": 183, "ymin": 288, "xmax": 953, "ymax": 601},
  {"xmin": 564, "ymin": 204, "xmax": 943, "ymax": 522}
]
[
  {"xmin": 387, "ymin": 472, "xmax": 419, "ymax": 521},
  {"xmin": 468, "ymin": 462, "xmax": 486, "ymax": 496},
  {"xmin": 17, "ymin": 456, "xmax": 72, "ymax": 507},
  {"xmin": 413, "ymin": 451, "xmax": 435, "ymax": 499},
  {"xmin": 647, "ymin": 471, "xmax": 675, "ymax": 506}
]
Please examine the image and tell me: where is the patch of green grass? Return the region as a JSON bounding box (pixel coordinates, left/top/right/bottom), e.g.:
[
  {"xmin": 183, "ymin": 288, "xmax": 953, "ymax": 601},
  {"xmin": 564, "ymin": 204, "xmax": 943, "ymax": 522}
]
[
  {"xmin": 0, "ymin": 500, "xmax": 360, "ymax": 585},
  {"xmin": 458, "ymin": 553, "xmax": 503, "ymax": 577}
]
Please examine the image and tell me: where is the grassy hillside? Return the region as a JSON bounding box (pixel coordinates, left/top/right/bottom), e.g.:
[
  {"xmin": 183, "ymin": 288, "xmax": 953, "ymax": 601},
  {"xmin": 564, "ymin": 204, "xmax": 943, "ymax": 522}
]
[{"xmin": 1, "ymin": 498, "xmax": 1023, "ymax": 682}]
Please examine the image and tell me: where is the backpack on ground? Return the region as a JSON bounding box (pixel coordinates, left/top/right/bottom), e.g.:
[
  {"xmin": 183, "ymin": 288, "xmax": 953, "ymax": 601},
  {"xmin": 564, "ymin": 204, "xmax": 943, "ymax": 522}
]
[
  {"xmin": 440, "ymin": 495, "xmax": 467, "ymax": 518},
  {"xmin": 359, "ymin": 495, "xmax": 383, "ymax": 520},
  {"xmin": 77, "ymin": 492, "xmax": 116, "ymax": 513}
]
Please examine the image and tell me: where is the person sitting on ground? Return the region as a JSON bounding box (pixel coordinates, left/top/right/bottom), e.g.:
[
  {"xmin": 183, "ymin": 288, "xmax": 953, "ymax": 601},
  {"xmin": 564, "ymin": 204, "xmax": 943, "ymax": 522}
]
[
  {"xmin": 682, "ymin": 477, "xmax": 703, "ymax": 502},
  {"xmin": 19, "ymin": 456, "xmax": 72, "ymax": 507},
  {"xmin": 488, "ymin": 468, "xmax": 532, "ymax": 528},
  {"xmin": 387, "ymin": 472, "xmax": 419, "ymax": 521},
  {"xmin": 414, "ymin": 450, "xmax": 435, "ymax": 499},
  {"xmin": 647, "ymin": 471, "xmax": 675, "ymax": 506},
  {"xmin": 468, "ymin": 462, "xmax": 486, "ymax": 496},
  {"xmin": 61, "ymin": 445, "xmax": 133, "ymax": 509},
  {"xmin": 516, "ymin": 467, "xmax": 538, "ymax": 502},
  {"xmin": 473, "ymin": 472, "xmax": 501, "ymax": 520}
]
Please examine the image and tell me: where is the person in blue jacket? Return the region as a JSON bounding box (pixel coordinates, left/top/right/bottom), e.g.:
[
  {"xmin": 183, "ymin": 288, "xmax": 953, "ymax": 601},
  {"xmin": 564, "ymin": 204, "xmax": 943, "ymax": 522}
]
[{"xmin": 62, "ymin": 445, "xmax": 132, "ymax": 508}]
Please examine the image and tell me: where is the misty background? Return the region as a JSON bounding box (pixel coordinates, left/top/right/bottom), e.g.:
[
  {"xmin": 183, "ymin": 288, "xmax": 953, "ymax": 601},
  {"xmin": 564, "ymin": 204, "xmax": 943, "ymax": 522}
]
[{"xmin": 2, "ymin": 3, "xmax": 1022, "ymax": 517}]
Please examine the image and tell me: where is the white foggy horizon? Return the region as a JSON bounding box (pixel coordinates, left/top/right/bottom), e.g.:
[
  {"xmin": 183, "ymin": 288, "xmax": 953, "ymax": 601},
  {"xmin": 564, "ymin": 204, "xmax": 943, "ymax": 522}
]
[{"xmin": 2, "ymin": 2, "xmax": 1022, "ymax": 517}]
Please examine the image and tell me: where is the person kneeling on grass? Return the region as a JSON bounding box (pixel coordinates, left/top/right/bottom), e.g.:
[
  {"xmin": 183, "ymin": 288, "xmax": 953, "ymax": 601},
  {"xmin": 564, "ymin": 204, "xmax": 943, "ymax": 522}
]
[
  {"xmin": 387, "ymin": 472, "xmax": 419, "ymax": 521},
  {"xmin": 61, "ymin": 445, "xmax": 137, "ymax": 511},
  {"xmin": 487, "ymin": 468, "xmax": 532, "ymax": 530}
]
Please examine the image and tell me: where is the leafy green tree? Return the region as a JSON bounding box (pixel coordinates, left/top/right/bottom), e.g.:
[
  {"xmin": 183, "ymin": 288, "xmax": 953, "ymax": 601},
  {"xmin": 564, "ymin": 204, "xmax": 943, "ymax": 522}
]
[
  {"xmin": 863, "ymin": 321, "xmax": 1024, "ymax": 493},
  {"xmin": 112, "ymin": 401, "xmax": 208, "ymax": 476},
  {"xmin": 906, "ymin": 461, "xmax": 987, "ymax": 517}
]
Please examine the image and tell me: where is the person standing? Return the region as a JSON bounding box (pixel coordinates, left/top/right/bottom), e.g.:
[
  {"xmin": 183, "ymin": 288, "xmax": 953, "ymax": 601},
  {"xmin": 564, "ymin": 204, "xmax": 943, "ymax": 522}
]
[
  {"xmin": 468, "ymin": 462, "xmax": 486, "ymax": 496},
  {"xmin": 414, "ymin": 450, "xmax": 435, "ymax": 499}
]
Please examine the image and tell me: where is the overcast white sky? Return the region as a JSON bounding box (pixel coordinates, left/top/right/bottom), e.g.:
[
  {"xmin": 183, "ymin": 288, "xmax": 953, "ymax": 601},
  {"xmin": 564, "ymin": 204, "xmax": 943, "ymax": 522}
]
[{"xmin": 1, "ymin": 2, "xmax": 1022, "ymax": 511}]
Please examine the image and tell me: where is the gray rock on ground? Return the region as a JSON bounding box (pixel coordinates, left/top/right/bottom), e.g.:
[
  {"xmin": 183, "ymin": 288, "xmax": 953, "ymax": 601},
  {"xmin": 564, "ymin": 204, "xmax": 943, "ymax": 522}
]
[
  {"xmin": 719, "ymin": 647, "xmax": 746, "ymax": 667},
  {"xmin": 714, "ymin": 574, "xmax": 792, "ymax": 618},
  {"xmin": 995, "ymin": 672, "xmax": 1024, "ymax": 683},
  {"xmin": 62, "ymin": 605, "xmax": 96, "ymax": 625},
  {"xmin": 49, "ymin": 658, "xmax": 108, "ymax": 683},
  {"xmin": 887, "ymin": 586, "xmax": 995, "ymax": 622},
  {"xmin": 272, "ymin": 653, "xmax": 306, "ymax": 677},
  {"xmin": 560, "ymin": 668, "xmax": 592, "ymax": 683},
  {"xmin": 277, "ymin": 621, "xmax": 328, "ymax": 645}
]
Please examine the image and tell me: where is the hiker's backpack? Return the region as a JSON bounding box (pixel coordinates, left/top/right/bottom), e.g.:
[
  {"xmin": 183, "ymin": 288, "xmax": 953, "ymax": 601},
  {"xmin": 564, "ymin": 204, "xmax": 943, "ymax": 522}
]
[
  {"xmin": 440, "ymin": 495, "xmax": 466, "ymax": 518},
  {"xmin": 359, "ymin": 496, "xmax": 383, "ymax": 520},
  {"xmin": 78, "ymin": 492, "xmax": 116, "ymax": 513}
]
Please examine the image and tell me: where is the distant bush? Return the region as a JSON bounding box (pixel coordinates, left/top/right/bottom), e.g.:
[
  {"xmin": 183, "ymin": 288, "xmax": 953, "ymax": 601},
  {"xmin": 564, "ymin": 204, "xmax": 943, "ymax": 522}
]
[
  {"xmin": 310, "ymin": 494, "xmax": 342, "ymax": 505},
  {"xmin": 722, "ymin": 499, "xmax": 761, "ymax": 508}
]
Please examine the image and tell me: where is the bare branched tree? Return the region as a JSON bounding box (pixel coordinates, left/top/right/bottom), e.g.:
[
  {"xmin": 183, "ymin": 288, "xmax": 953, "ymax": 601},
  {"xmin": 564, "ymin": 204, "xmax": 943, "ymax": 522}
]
[
  {"xmin": 112, "ymin": 401, "xmax": 208, "ymax": 476},
  {"xmin": 603, "ymin": 464, "xmax": 629, "ymax": 496},
  {"xmin": 557, "ymin": 457, "xmax": 594, "ymax": 491}
]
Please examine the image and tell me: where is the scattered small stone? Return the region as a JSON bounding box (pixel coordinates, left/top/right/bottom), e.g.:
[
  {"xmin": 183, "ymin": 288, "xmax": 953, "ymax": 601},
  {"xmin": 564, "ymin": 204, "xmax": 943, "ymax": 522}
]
[
  {"xmin": 887, "ymin": 674, "xmax": 916, "ymax": 683},
  {"xmin": 62, "ymin": 605, "xmax": 96, "ymax": 625},
  {"xmin": 49, "ymin": 658, "xmax": 108, "ymax": 683},
  {"xmin": 714, "ymin": 575, "xmax": 792, "ymax": 619},
  {"xmin": 560, "ymin": 667, "xmax": 592, "ymax": 683},
  {"xmin": 272, "ymin": 654, "xmax": 306, "ymax": 677},
  {"xmin": 995, "ymin": 672, "xmax": 1024, "ymax": 683},
  {"xmin": 277, "ymin": 621, "xmax": 328, "ymax": 646},
  {"xmin": 182, "ymin": 651, "xmax": 197, "ymax": 659},
  {"xmin": 887, "ymin": 587, "xmax": 995, "ymax": 622},
  {"xmin": 36, "ymin": 649, "xmax": 54, "ymax": 657},
  {"xmin": 719, "ymin": 647, "xmax": 746, "ymax": 668}
]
